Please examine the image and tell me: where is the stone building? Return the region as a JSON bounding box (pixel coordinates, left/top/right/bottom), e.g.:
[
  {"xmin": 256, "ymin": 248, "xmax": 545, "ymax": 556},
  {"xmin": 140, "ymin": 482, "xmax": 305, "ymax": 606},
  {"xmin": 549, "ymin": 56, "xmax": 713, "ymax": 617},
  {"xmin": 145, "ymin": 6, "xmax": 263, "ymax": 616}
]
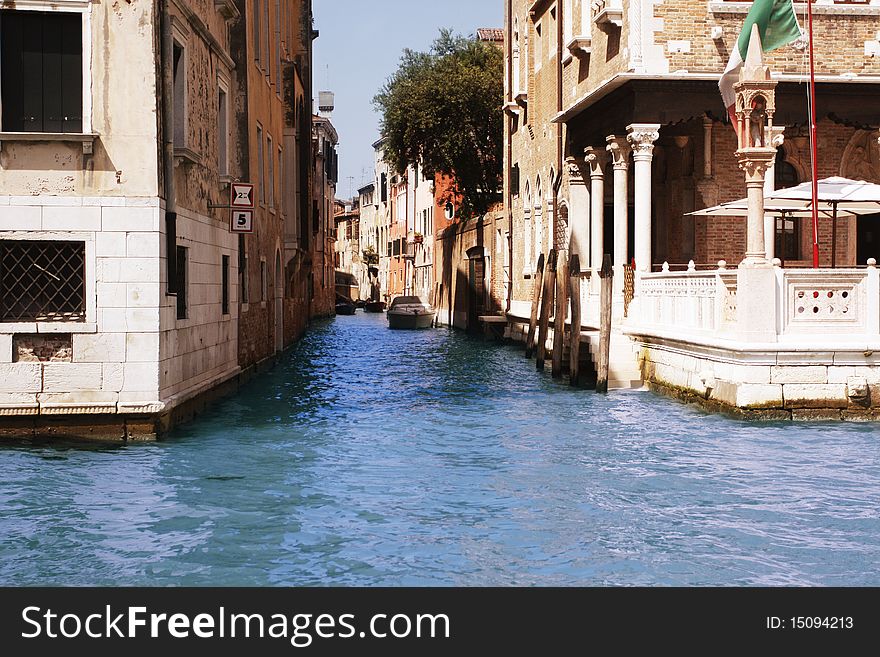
[
  {"xmin": 311, "ymin": 113, "xmax": 338, "ymax": 317},
  {"xmin": 0, "ymin": 0, "xmax": 321, "ymax": 438},
  {"xmin": 356, "ymin": 183, "xmax": 379, "ymax": 300},
  {"xmin": 234, "ymin": 0, "xmax": 317, "ymax": 368},
  {"xmin": 333, "ymin": 200, "xmax": 364, "ymax": 300},
  {"xmin": 506, "ymin": 0, "xmax": 880, "ymax": 304},
  {"xmin": 504, "ymin": 0, "xmax": 880, "ymax": 413}
]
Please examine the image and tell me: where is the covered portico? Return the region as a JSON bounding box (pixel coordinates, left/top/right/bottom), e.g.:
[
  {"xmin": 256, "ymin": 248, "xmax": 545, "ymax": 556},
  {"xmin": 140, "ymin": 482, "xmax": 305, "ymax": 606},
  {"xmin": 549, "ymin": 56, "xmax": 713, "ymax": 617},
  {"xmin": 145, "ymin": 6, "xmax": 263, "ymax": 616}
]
[{"xmin": 557, "ymin": 76, "xmax": 880, "ymax": 322}]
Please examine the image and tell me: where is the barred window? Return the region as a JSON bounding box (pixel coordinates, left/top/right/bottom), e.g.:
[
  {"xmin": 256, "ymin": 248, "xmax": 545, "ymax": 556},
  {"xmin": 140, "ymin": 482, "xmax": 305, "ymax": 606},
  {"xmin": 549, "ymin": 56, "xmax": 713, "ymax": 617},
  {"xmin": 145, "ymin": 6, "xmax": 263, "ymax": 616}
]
[{"xmin": 0, "ymin": 240, "xmax": 85, "ymax": 322}]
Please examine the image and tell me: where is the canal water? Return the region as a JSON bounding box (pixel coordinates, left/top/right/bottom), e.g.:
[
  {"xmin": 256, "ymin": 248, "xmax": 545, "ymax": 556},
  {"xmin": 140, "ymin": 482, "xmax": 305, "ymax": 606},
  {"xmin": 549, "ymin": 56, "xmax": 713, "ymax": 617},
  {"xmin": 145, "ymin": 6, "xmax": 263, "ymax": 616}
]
[{"xmin": 1, "ymin": 312, "xmax": 879, "ymax": 586}]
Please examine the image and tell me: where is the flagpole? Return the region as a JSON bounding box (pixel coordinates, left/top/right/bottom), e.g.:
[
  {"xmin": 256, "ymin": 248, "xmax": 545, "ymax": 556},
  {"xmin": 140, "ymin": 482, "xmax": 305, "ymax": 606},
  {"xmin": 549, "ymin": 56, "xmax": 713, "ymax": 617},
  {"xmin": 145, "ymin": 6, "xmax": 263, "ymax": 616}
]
[{"xmin": 807, "ymin": 0, "xmax": 820, "ymax": 268}]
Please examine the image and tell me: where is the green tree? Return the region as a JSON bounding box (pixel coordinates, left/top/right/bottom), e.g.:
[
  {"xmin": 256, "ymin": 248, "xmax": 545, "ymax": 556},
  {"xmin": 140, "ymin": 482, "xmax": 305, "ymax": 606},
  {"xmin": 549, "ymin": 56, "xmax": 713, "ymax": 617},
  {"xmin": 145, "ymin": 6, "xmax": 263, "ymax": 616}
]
[{"xmin": 374, "ymin": 29, "xmax": 503, "ymax": 219}]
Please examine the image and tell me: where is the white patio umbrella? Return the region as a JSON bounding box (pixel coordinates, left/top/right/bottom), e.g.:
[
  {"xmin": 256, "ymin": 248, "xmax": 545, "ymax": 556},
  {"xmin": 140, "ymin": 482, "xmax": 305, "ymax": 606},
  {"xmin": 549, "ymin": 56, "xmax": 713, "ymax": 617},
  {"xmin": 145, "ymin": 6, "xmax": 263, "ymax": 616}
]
[
  {"xmin": 689, "ymin": 177, "xmax": 880, "ymax": 267},
  {"xmin": 769, "ymin": 177, "xmax": 880, "ymax": 267}
]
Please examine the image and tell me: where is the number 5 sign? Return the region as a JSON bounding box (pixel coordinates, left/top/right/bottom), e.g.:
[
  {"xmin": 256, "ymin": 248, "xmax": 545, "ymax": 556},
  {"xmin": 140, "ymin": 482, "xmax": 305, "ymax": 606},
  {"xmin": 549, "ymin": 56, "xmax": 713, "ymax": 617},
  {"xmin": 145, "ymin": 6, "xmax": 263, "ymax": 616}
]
[
  {"xmin": 231, "ymin": 210, "xmax": 254, "ymax": 233},
  {"xmin": 231, "ymin": 183, "xmax": 255, "ymax": 209}
]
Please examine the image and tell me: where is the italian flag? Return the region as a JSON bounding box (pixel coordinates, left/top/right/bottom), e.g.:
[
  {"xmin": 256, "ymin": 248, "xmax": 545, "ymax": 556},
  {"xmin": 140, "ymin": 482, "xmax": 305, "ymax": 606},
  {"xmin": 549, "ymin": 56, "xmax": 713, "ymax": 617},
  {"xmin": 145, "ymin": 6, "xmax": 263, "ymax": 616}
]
[{"xmin": 718, "ymin": 0, "xmax": 802, "ymax": 125}]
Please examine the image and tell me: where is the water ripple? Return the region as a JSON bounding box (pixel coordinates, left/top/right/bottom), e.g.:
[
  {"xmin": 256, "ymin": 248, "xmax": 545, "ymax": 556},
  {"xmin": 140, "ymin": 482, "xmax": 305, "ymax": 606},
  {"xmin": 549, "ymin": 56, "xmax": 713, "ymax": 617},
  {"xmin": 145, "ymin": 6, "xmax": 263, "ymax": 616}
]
[{"xmin": 1, "ymin": 312, "xmax": 879, "ymax": 585}]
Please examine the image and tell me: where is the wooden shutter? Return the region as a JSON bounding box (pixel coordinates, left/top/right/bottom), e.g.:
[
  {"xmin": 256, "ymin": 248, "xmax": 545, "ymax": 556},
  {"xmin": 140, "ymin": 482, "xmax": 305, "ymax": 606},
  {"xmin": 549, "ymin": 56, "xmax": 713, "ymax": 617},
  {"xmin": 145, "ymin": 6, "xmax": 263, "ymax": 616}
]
[{"xmin": 0, "ymin": 11, "xmax": 81, "ymax": 133}]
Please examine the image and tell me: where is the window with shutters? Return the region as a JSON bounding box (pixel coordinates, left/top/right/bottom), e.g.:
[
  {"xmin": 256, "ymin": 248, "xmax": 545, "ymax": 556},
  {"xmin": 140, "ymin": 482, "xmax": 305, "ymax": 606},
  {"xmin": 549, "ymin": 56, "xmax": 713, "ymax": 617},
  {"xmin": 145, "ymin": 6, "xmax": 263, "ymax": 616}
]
[{"xmin": 0, "ymin": 10, "xmax": 83, "ymax": 133}]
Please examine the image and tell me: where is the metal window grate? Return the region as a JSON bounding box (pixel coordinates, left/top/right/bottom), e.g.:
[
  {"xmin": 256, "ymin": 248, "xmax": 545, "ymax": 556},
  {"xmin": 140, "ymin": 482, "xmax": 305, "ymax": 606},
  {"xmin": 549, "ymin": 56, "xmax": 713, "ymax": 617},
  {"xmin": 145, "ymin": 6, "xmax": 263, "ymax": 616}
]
[{"xmin": 0, "ymin": 240, "xmax": 85, "ymax": 322}]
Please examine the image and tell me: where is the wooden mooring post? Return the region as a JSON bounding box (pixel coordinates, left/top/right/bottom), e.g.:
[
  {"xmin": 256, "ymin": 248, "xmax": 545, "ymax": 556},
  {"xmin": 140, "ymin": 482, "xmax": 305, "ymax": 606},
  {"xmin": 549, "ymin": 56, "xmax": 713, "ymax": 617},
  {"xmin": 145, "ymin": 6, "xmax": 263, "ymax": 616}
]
[
  {"xmin": 551, "ymin": 251, "xmax": 569, "ymax": 379},
  {"xmin": 524, "ymin": 253, "xmax": 545, "ymax": 359},
  {"xmin": 596, "ymin": 254, "xmax": 613, "ymax": 394},
  {"xmin": 536, "ymin": 249, "xmax": 557, "ymax": 370},
  {"xmin": 568, "ymin": 254, "xmax": 581, "ymax": 386}
]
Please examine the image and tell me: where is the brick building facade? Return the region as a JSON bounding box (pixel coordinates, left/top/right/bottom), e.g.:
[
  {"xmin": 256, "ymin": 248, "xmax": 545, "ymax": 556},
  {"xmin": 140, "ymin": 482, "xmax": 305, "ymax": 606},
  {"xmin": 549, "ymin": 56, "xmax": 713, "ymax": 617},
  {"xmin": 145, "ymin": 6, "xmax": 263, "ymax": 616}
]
[{"xmin": 505, "ymin": 0, "xmax": 880, "ymax": 319}]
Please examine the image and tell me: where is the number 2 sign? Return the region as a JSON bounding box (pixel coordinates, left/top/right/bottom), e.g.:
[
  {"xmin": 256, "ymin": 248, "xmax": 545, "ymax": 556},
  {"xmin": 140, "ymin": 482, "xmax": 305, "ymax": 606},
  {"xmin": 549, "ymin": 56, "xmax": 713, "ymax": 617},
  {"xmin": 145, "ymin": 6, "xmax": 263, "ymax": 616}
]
[{"xmin": 231, "ymin": 183, "xmax": 255, "ymax": 209}]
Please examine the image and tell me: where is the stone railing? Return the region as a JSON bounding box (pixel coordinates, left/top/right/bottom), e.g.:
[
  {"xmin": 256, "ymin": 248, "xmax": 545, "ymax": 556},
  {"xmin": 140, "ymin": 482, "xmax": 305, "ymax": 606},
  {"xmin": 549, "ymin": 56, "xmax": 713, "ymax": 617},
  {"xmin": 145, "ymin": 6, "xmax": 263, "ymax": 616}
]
[
  {"xmin": 634, "ymin": 261, "xmax": 723, "ymax": 336},
  {"xmin": 628, "ymin": 259, "xmax": 880, "ymax": 346},
  {"xmin": 777, "ymin": 262, "xmax": 880, "ymax": 339}
]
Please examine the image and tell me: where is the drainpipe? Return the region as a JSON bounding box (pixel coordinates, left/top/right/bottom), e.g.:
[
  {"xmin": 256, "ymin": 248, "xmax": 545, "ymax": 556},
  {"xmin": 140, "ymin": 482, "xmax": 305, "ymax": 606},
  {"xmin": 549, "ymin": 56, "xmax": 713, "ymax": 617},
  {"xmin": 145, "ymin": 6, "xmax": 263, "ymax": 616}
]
[{"xmin": 160, "ymin": 0, "xmax": 177, "ymax": 293}]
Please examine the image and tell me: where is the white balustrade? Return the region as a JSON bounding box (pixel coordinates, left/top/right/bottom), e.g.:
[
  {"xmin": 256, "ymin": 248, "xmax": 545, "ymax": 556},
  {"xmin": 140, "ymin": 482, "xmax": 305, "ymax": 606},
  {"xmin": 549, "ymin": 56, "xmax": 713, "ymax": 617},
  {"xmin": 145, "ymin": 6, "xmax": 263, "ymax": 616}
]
[{"xmin": 636, "ymin": 270, "xmax": 720, "ymax": 335}]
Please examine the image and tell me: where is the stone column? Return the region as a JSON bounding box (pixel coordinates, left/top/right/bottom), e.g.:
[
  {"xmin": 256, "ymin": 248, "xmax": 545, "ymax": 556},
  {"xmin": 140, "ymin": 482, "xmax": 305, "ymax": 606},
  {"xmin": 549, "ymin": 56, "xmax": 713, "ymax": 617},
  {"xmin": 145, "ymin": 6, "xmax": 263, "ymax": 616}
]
[
  {"xmin": 702, "ymin": 115, "xmax": 713, "ymax": 178},
  {"xmin": 566, "ymin": 156, "xmax": 590, "ymax": 262},
  {"xmin": 740, "ymin": 154, "xmax": 775, "ymax": 265},
  {"xmin": 762, "ymin": 127, "xmax": 785, "ymax": 260},
  {"xmin": 606, "ymin": 136, "xmax": 631, "ymax": 296},
  {"xmin": 627, "ymin": 124, "xmax": 660, "ymax": 273},
  {"xmin": 584, "ymin": 146, "xmax": 607, "ymax": 290}
]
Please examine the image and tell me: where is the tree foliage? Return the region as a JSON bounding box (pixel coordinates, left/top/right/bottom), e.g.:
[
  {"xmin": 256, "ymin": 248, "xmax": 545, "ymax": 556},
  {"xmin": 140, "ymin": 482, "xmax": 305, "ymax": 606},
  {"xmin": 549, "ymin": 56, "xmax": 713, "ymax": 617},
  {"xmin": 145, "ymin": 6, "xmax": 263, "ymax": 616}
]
[{"xmin": 374, "ymin": 29, "xmax": 503, "ymax": 219}]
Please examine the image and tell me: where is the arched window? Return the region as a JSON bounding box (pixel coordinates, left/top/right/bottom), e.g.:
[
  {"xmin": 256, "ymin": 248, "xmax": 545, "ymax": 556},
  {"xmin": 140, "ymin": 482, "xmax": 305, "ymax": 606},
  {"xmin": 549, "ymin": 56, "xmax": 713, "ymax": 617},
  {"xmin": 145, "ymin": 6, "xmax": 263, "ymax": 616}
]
[
  {"xmin": 534, "ymin": 176, "xmax": 543, "ymax": 265},
  {"xmin": 524, "ymin": 181, "xmax": 532, "ymax": 272},
  {"xmin": 775, "ymin": 147, "xmax": 800, "ymax": 262}
]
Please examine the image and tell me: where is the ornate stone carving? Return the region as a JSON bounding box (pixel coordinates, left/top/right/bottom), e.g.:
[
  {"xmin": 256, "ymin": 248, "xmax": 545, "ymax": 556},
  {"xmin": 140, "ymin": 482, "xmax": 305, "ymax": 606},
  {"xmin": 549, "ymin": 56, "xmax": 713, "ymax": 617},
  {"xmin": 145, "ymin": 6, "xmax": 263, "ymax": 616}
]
[
  {"xmin": 584, "ymin": 146, "xmax": 608, "ymax": 178},
  {"xmin": 626, "ymin": 125, "xmax": 660, "ymax": 160},
  {"xmin": 565, "ymin": 156, "xmax": 584, "ymax": 183},
  {"xmin": 840, "ymin": 129, "xmax": 880, "ymax": 182},
  {"xmin": 606, "ymin": 135, "xmax": 631, "ymax": 169},
  {"xmin": 737, "ymin": 151, "xmax": 775, "ymax": 183}
]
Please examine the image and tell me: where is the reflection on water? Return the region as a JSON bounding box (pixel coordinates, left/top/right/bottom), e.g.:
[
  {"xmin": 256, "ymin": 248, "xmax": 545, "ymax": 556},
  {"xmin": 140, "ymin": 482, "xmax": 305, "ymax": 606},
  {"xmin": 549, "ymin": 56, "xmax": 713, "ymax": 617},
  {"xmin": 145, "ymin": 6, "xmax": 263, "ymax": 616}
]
[{"xmin": 1, "ymin": 313, "xmax": 879, "ymax": 585}]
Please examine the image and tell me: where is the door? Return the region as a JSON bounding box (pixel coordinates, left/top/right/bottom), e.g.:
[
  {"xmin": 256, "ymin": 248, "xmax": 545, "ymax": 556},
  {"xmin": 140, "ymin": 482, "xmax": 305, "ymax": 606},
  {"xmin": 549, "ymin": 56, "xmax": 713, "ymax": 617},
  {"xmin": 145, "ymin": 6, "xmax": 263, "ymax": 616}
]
[
  {"xmin": 468, "ymin": 255, "xmax": 485, "ymax": 331},
  {"xmin": 857, "ymin": 214, "xmax": 880, "ymax": 266}
]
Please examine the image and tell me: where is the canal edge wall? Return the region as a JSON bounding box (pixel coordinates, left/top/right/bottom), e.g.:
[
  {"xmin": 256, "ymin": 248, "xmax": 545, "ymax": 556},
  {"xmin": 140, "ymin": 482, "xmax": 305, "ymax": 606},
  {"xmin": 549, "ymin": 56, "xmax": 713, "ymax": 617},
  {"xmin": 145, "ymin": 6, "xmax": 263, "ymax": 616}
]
[
  {"xmin": 632, "ymin": 334, "xmax": 880, "ymax": 421},
  {"xmin": 0, "ymin": 346, "xmax": 291, "ymax": 442}
]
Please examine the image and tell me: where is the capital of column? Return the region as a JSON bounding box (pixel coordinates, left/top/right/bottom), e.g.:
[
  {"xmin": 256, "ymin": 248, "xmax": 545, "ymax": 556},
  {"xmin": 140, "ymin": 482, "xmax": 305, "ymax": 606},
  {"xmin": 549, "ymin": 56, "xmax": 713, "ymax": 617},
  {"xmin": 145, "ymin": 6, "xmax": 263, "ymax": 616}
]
[
  {"xmin": 626, "ymin": 123, "xmax": 660, "ymax": 162},
  {"xmin": 584, "ymin": 146, "xmax": 608, "ymax": 179},
  {"xmin": 565, "ymin": 156, "xmax": 586, "ymax": 185},
  {"xmin": 736, "ymin": 148, "xmax": 775, "ymax": 184},
  {"xmin": 606, "ymin": 135, "xmax": 631, "ymax": 170}
]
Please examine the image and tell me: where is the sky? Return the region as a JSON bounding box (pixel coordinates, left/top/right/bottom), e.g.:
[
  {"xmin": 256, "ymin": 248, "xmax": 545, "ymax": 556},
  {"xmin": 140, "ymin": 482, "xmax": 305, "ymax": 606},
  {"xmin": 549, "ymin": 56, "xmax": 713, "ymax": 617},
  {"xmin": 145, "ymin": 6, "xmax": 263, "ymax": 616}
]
[{"xmin": 313, "ymin": 0, "xmax": 503, "ymax": 201}]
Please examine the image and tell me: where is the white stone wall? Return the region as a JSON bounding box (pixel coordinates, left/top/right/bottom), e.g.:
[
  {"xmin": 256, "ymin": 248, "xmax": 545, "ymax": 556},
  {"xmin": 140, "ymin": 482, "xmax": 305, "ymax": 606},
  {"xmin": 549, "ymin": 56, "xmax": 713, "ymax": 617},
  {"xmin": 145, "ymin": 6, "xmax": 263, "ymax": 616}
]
[
  {"xmin": 158, "ymin": 205, "xmax": 239, "ymax": 407},
  {"xmin": 639, "ymin": 339, "xmax": 880, "ymax": 415},
  {"xmin": 0, "ymin": 198, "xmax": 163, "ymax": 415}
]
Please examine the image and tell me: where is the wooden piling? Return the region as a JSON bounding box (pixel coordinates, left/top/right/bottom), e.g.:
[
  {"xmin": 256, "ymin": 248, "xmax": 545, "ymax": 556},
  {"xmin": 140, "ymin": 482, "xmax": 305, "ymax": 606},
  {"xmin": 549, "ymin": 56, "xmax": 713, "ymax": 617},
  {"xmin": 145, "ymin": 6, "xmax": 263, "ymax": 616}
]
[
  {"xmin": 525, "ymin": 253, "xmax": 545, "ymax": 358},
  {"xmin": 569, "ymin": 254, "xmax": 581, "ymax": 386},
  {"xmin": 536, "ymin": 249, "xmax": 557, "ymax": 370},
  {"xmin": 596, "ymin": 254, "xmax": 613, "ymax": 394},
  {"xmin": 551, "ymin": 251, "xmax": 569, "ymax": 379}
]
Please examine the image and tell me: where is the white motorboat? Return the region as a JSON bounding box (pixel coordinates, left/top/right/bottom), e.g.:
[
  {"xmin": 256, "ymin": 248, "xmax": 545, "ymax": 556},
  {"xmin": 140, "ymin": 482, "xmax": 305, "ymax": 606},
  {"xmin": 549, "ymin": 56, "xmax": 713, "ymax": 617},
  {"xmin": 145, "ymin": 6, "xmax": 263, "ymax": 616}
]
[{"xmin": 386, "ymin": 295, "xmax": 435, "ymax": 330}]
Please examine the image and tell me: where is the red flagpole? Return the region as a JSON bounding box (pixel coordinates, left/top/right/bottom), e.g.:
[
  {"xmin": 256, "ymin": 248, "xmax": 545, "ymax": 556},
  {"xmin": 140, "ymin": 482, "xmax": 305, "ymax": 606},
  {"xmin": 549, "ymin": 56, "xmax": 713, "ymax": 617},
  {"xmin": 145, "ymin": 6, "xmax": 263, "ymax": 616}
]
[{"xmin": 807, "ymin": 0, "xmax": 820, "ymax": 268}]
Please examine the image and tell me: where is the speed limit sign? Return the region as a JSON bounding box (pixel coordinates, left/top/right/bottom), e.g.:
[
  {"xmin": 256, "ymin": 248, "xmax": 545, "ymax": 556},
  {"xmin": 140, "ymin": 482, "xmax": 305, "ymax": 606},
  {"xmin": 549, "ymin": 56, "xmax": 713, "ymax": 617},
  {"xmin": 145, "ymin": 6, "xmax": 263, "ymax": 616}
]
[{"xmin": 231, "ymin": 209, "xmax": 254, "ymax": 233}]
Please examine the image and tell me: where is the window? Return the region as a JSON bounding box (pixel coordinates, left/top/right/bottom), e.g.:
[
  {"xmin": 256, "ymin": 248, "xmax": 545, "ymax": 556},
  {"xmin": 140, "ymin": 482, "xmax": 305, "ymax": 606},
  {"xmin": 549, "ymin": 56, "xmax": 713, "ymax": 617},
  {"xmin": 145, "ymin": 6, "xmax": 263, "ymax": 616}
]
[
  {"xmin": 176, "ymin": 246, "xmax": 188, "ymax": 320},
  {"xmin": 564, "ymin": 0, "xmax": 573, "ymax": 48},
  {"xmin": 1, "ymin": 10, "xmax": 83, "ymax": 133},
  {"xmin": 222, "ymin": 255, "xmax": 230, "ymax": 315},
  {"xmin": 0, "ymin": 241, "xmax": 85, "ymax": 322},
  {"xmin": 267, "ymin": 134, "xmax": 275, "ymax": 209},
  {"xmin": 534, "ymin": 22, "xmax": 542, "ymax": 72},
  {"xmin": 274, "ymin": 0, "xmax": 281, "ymax": 89},
  {"xmin": 260, "ymin": 259, "xmax": 267, "ymax": 301},
  {"xmin": 257, "ymin": 125, "xmax": 265, "ymax": 203},
  {"xmin": 239, "ymin": 234, "xmax": 249, "ymax": 304},
  {"xmin": 775, "ymin": 150, "xmax": 800, "ymax": 261},
  {"xmin": 262, "ymin": 0, "xmax": 269, "ymax": 77},
  {"xmin": 173, "ymin": 41, "xmax": 185, "ymax": 147},
  {"xmin": 253, "ymin": 0, "xmax": 261, "ymax": 65},
  {"xmin": 278, "ymin": 146, "xmax": 283, "ymax": 214},
  {"xmin": 218, "ymin": 84, "xmax": 228, "ymax": 175},
  {"xmin": 381, "ymin": 173, "xmax": 388, "ymax": 203},
  {"xmin": 512, "ymin": 18, "xmax": 521, "ymax": 96}
]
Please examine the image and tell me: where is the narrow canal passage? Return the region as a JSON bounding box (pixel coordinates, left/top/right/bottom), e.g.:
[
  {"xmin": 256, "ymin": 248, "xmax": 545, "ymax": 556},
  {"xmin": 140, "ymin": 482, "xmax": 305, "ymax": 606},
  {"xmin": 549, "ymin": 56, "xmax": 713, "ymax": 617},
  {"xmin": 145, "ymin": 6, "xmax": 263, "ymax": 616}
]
[{"xmin": 2, "ymin": 313, "xmax": 880, "ymax": 585}]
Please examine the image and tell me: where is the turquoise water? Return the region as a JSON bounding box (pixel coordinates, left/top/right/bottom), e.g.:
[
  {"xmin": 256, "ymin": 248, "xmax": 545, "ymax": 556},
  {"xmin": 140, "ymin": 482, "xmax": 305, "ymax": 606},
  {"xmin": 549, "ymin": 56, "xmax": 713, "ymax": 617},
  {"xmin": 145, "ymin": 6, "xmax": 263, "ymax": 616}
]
[{"xmin": 1, "ymin": 312, "xmax": 879, "ymax": 585}]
